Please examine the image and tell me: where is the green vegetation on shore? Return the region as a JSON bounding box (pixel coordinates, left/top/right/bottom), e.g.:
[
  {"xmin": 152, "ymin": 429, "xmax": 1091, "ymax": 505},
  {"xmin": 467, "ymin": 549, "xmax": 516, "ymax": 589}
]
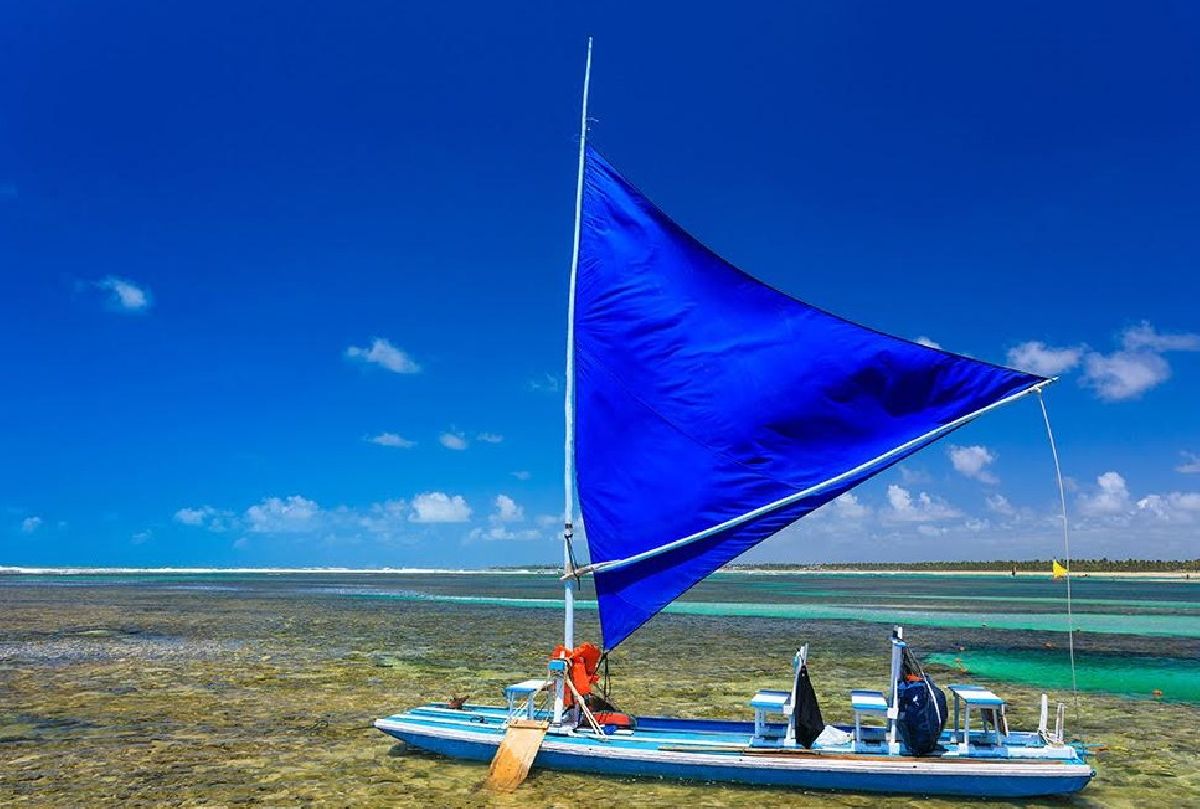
[
  {"xmin": 491, "ymin": 559, "xmax": 1200, "ymax": 574},
  {"xmin": 729, "ymin": 559, "xmax": 1200, "ymax": 573}
]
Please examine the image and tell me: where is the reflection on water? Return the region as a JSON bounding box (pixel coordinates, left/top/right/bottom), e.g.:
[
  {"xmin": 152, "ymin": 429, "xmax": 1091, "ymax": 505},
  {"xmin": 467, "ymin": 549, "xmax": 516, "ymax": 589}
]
[{"xmin": 1, "ymin": 571, "xmax": 1198, "ymax": 806}]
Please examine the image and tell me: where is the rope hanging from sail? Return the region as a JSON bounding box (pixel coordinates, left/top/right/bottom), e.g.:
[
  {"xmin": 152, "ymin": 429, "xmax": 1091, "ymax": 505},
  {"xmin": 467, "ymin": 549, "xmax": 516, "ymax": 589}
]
[{"xmin": 1037, "ymin": 390, "xmax": 1079, "ymax": 707}]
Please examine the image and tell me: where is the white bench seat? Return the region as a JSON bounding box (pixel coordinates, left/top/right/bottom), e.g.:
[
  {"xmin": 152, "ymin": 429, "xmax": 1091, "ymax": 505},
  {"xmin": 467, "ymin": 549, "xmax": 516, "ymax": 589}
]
[
  {"xmin": 750, "ymin": 689, "xmax": 792, "ymax": 741},
  {"xmin": 850, "ymin": 689, "xmax": 888, "ymax": 748},
  {"xmin": 750, "ymin": 689, "xmax": 791, "ymax": 711},
  {"xmin": 850, "ymin": 689, "xmax": 888, "ymax": 713},
  {"xmin": 505, "ymin": 679, "xmax": 551, "ymax": 720},
  {"xmin": 948, "ymin": 683, "xmax": 1008, "ymax": 750},
  {"xmin": 506, "ymin": 679, "xmax": 550, "ymax": 697},
  {"xmin": 949, "ymin": 684, "xmax": 1004, "ymax": 706}
]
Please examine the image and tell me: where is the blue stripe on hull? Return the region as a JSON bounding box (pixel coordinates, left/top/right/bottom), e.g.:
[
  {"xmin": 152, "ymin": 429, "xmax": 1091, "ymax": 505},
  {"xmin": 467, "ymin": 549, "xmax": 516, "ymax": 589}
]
[{"xmin": 377, "ymin": 725, "xmax": 1092, "ymax": 798}]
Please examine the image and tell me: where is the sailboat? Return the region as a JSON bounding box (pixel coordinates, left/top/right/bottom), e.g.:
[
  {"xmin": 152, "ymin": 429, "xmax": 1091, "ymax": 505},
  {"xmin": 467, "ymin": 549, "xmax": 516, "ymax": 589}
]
[{"xmin": 375, "ymin": 41, "xmax": 1093, "ymax": 798}]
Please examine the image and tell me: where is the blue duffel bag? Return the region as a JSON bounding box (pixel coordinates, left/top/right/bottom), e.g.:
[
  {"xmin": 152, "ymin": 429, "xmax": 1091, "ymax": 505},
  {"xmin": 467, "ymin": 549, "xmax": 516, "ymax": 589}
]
[{"xmin": 896, "ymin": 676, "xmax": 948, "ymax": 756}]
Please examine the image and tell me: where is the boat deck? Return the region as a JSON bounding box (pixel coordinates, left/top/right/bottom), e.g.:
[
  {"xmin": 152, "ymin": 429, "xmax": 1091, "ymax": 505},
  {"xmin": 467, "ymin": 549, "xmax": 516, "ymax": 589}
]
[
  {"xmin": 377, "ymin": 700, "xmax": 1093, "ymax": 796},
  {"xmin": 383, "ymin": 702, "xmax": 1075, "ymax": 761}
]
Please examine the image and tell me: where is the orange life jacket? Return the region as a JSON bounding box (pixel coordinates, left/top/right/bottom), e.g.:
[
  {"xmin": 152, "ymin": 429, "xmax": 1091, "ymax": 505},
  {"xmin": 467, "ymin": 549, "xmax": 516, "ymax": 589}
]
[{"xmin": 549, "ymin": 642, "xmax": 602, "ymax": 706}]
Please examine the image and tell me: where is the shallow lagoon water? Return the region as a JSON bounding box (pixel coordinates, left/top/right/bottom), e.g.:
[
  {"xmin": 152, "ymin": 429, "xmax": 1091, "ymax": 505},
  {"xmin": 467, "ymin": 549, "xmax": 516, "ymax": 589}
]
[
  {"xmin": 2, "ymin": 571, "xmax": 1198, "ymax": 806},
  {"xmin": 925, "ymin": 649, "xmax": 1200, "ymax": 703}
]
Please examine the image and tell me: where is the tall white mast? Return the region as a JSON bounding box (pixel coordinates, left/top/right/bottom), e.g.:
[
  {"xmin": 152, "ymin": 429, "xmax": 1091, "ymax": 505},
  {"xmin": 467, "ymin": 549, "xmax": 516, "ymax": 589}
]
[{"xmin": 562, "ymin": 37, "xmax": 593, "ymax": 649}]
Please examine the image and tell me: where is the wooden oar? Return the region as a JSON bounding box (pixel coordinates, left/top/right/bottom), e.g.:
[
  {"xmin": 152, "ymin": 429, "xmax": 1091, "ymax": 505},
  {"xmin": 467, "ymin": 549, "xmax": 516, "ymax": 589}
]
[
  {"xmin": 483, "ymin": 676, "xmax": 609, "ymax": 793},
  {"xmin": 483, "ymin": 718, "xmax": 549, "ymax": 793}
]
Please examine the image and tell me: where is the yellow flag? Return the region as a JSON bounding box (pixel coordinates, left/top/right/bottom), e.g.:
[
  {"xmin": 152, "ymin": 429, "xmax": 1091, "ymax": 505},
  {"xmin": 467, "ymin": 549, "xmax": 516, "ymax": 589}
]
[{"xmin": 1052, "ymin": 559, "xmax": 1068, "ymax": 579}]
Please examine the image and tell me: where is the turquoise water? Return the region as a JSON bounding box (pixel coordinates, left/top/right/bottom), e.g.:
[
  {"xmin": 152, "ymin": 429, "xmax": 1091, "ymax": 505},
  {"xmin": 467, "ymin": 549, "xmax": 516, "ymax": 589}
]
[
  {"xmin": 765, "ymin": 589, "xmax": 1200, "ymax": 610},
  {"xmin": 312, "ymin": 570, "xmax": 1200, "ymax": 707},
  {"xmin": 5, "ymin": 570, "xmax": 1198, "ymax": 707},
  {"xmin": 352, "ymin": 590, "xmax": 1200, "ymax": 638},
  {"xmin": 927, "ymin": 649, "xmax": 1200, "ymax": 703}
]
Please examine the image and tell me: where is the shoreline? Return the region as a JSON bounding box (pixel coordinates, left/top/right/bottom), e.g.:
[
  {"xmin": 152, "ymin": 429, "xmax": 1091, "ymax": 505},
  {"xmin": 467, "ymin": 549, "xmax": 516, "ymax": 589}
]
[{"xmin": 734, "ymin": 569, "xmax": 1198, "ymax": 579}]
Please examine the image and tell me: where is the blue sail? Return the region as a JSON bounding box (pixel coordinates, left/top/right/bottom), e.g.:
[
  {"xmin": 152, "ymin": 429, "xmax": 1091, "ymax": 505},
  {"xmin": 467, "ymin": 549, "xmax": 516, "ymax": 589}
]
[{"xmin": 575, "ymin": 146, "xmax": 1045, "ymax": 650}]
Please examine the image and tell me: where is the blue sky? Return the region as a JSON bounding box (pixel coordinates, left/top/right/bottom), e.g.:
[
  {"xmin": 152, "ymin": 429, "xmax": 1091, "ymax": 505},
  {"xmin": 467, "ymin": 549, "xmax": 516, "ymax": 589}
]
[{"xmin": 2, "ymin": 2, "xmax": 1198, "ymax": 567}]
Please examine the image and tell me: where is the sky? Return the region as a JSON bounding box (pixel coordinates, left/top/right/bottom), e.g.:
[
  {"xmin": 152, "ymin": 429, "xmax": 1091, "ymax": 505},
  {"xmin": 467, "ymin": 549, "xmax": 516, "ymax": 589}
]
[{"xmin": 1, "ymin": 2, "xmax": 1198, "ymax": 568}]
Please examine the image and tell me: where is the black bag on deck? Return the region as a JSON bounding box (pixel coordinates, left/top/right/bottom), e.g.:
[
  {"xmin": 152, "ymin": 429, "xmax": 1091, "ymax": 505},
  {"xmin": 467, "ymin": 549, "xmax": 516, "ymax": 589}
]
[
  {"xmin": 896, "ymin": 676, "xmax": 948, "ymax": 756},
  {"xmin": 791, "ymin": 664, "xmax": 824, "ymax": 748}
]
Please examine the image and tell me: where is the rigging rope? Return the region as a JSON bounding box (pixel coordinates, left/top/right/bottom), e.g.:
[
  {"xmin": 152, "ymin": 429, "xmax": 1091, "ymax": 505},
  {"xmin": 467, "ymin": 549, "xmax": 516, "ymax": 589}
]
[
  {"xmin": 600, "ymin": 651, "xmax": 611, "ymax": 703},
  {"xmin": 1037, "ymin": 390, "xmax": 1078, "ymax": 707},
  {"xmin": 564, "ymin": 522, "xmax": 581, "ymax": 581}
]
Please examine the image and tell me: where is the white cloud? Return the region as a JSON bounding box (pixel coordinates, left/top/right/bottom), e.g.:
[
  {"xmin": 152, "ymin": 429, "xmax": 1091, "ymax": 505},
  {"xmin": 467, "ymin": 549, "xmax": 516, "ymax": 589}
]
[
  {"xmin": 1120, "ymin": 322, "xmax": 1200, "ymax": 352},
  {"xmin": 182, "ymin": 495, "xmax": 424, "ymax": 543},
  {"xmin": 439, "ymin": 431, "xmax": 468, "ymax": 451},
  {"xmin": 886, "ymin": 486, "xmax": 910, "ymax": 513},
  {"xmin": 511, "ymin": 470, "xmax": 531, "ymax": 481},
  {"xmin": 174, "ymin": 505, "xmax": 234, "ymax": 532},
  {"xmin": 884, "ymin": 485, "xmax": 960, "ymax": 522},
  {"xmin": 131, "ymin": 529, "xmax": 152, "ymax": 544},
  {"xmin": 493, "ymin": 495, "xmax": 524, "ymax": 522},
  {"xmin": 476, "ymin": 432, "xmax": 504, "ymax": 444},
  {"xmin": 20, "ymin": 516, "xmax": 42, "ymax": 534},
  {"xmin": 175, "ymin": 492, "xmax": 495, "ymax": 545},
  {"xmin": 1009, "ymin": 323, "xmax": 1197, "ymax": 401},
  {"xmin": 355, "ymin": 499, "xmax": 409, "ymax": 538},
  {"xmin": 410, "ymin": 492, "xmax": 471, "ymax": 523},
  {"xmin": 174, "ymin": 507, "xmax": 208, "ymax": 526},
  {"xmin": 1067, "ymin": 469, "xmax": 1200, "ymax": 540},
  {"xmin": 528, "ymin": 373, "xmax": 562, "ymax": 394},
  {"xmin": 898, "ymin": 466, "xmax": 930, "ymax": 485},
  {"xmin": 948, "ymin": 444, "xmax": 998, "ymax": 484},
  {"xmin": 1136, "ymin": 492, "xmax": 1200, "ymax": 523},
  {"xmin": 1177, "ymin": 452, "xmax": 1200, "ymax": 474},
  {"xmin": 468, "ymin": 493, "xmax": 539, "ymax": 541},
  {"xmin": 245, "ymin": 495, "xmax": 321, "ymax": 533},
  {"xmin": 1080, "ymin": 323, "xmax": 1199, "ymax": 401},
  {"xmin": 477, "ymin": 504, "xmax": 541, "ymax": 541},
  {"xmin": 811, "ymin": 492, "xmax": 870, "ymax": 522},
  {"xmin": 469, "ymin": 524, "xmax": 543, "ymax": 541},
  {"xmin": 1081, "ymin": 350, "xmax": 1170, "ymax": 401},
  {"xmin": 831, "ymin": 493, "xmax": 868, "ymax": 520},
  {"xmin": 345, "ymin": 338, "xmax": 421, "ymax": 374},
  {"xmin": 96, "ymin": 276, "xmax": 151, "ymax": 312},
  {"xmin": 913, "ymin": 336, "xmax": 942, "ymax": 349},
  {"xmin": 757, "ymin": 467, "xmax": 1198, "ymax": 561},
  {"xmin": 1006, "ymin": 341, "xmax": 1084, "ymax": 376},
  {"xmin": 985, "ymin": 494, "xmax": 1015, "ymax": 516},
  {"xmin": 1078, "ymin": 471, "xmax": 1131, "ymax": 516},
  {"xmin": 366, "ymin": 432, "xmax": 416, "ymax": 448}
]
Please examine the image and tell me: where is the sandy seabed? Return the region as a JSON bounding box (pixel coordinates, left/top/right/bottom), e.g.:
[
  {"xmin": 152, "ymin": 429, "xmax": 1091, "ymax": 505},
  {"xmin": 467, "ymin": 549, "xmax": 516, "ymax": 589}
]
[{"xmin": 1, "ymin": 576, "xmax": 1197, "ymax": 807}]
